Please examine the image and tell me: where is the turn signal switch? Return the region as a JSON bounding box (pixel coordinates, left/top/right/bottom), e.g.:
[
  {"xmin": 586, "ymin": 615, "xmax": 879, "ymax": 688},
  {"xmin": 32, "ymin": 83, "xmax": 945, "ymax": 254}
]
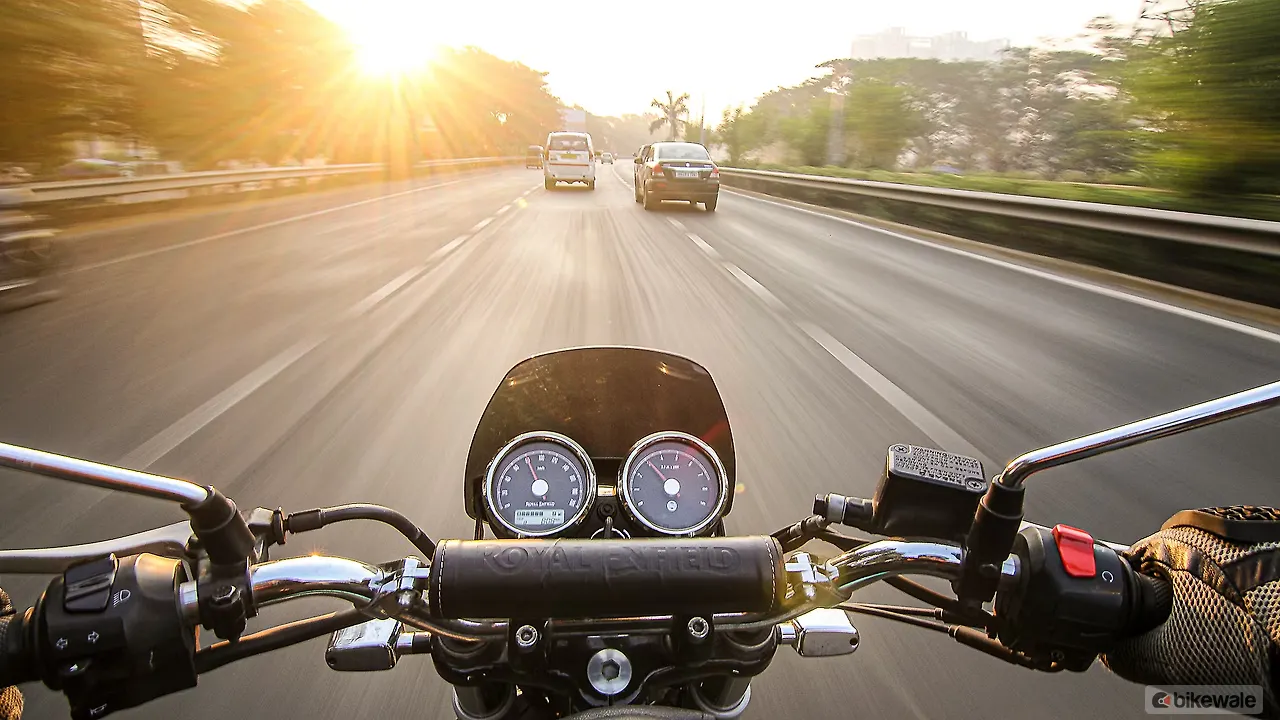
[
  {"xmin": 17, "ymin": 554, "xmax": 198, "ymax": 719},
  {"xmin": 776, "ymin": 609, "xmax": 859, "ymax": 657}
]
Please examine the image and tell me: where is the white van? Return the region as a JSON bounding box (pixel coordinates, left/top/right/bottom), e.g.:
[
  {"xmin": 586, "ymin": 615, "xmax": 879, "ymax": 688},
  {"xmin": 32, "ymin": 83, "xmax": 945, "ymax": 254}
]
[{"xmin": 544, "ymin": 131, "xmax": 596, "ymax": 190}]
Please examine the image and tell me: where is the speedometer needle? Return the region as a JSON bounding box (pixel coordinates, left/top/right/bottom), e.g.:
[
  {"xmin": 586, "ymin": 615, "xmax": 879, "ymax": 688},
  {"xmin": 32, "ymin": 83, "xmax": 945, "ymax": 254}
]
[
  {"xmin": 647, "ymin": 461, "xmax": 667, "ymax": 481},
  {"xmin": 527, "ymin": 458, "xmax": 548, "ymax": 498}
]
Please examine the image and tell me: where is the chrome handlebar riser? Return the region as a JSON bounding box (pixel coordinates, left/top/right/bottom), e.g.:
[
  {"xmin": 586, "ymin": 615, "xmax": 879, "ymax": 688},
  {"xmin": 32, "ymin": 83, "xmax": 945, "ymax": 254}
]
[{"xmin": 825, "ymin": 539, "xmax": 1020, "ymax": 598}]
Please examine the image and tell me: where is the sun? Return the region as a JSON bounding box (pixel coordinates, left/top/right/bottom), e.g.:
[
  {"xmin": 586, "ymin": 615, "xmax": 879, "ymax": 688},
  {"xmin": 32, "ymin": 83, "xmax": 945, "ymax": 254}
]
[
  {"xmin": 309, "ymin": 0, "xmax": 441, "ymax": 76},
  {"xmin": 354, "ymin": 36, "xmax": 433, "ymax": 76},
  {"xmin": 351, "ymin": 22, "xmax": 439, "ymax": 76}
]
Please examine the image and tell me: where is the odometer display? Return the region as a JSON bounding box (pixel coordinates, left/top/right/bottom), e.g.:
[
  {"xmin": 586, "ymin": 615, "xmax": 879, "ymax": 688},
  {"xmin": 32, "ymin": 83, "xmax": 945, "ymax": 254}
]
[
  {"xmin": 620, "ymin": 432, "xmax": 727, "ymax": 536},
  {"xmin": 484, "ymin": 432, "xmax": 595, "ymax": 537},
  {"xmin": 514, "ymin": 508, "xmax": 565, "ymax": 526}
]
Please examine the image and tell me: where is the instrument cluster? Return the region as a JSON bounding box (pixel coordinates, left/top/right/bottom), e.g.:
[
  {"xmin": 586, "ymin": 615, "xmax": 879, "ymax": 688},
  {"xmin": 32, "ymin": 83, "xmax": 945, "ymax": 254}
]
[{"xmin": 483, "ymin": 430, "xmax": 729, "ymax": 538}]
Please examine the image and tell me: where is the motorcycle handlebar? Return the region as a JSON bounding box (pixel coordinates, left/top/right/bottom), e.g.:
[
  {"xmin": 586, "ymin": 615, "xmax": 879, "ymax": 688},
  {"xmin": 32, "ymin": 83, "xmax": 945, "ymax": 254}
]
[
  {"xmin": 170, "ymin": 537, "xmax": 1008, "ymax": 632},
  {"xmin": 2, "ymin": 529, "xmax": 1172, "ymax": 717},
  {"xmin": 170, "ymin": 532, "xmax": 1164, "ymax": 644}
]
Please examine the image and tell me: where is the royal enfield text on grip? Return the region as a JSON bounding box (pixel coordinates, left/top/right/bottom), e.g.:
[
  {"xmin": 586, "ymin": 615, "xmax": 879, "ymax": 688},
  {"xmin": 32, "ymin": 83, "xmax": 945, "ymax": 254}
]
[
  {"xmin": 479, "ymin": 542, "xmax": 742, "ymax": 574},
  {"xmin": 430, "ymin": 537, "xmax": 784, "ymax": 619}
]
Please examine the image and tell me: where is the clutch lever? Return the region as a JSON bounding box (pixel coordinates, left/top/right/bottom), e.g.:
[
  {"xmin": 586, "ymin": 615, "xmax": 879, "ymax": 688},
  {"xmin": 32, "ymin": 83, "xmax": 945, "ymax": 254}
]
[
  {"xmin": 0, "ymin": 520, "xmax": 192, "ymax": 574},
  {"xmin": 0, "ymin": 507, "xmax": 284, "ymax": 575}
]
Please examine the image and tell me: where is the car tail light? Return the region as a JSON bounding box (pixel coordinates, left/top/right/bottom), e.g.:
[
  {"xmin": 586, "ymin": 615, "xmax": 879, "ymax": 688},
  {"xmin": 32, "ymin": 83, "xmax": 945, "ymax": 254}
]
[
  {"xmin": 649, "ymin": 163, "xmax": 664, "ymax": 176},
  {"xmin": 710, "ymin": 166, "xmax": 720, "ymax": 178}
]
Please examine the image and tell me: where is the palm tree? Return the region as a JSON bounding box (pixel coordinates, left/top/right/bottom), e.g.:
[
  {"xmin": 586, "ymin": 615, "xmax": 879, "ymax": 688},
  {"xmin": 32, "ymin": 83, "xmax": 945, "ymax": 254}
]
[{"xmin": 649, "ymin": 91, "xmax": 690, "ymax": 140}]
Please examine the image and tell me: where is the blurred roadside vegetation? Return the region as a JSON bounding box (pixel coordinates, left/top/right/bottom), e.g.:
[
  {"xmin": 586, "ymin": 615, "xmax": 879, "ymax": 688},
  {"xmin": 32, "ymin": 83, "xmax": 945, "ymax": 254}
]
[
  {"xmin": 0, "ymin": 0, "xmax": 565, "ymax": 174},
  {"xmin": 714, "ymin": 0, "xmax": 1280, "ymax": 218},
  {"xmin": 730, "ymin": 164, "xmax": 1280, "ymax": 222}
]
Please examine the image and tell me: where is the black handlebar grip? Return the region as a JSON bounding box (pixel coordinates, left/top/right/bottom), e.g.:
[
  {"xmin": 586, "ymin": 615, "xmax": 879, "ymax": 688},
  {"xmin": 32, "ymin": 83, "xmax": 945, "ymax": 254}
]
[
  {"xmin": 1124, "ymin": 570, "xmax": 1173, "ymax": 638},
  {"xmin": 0, "ymin": 604, "xmax": 35, "ymax": 688},
  {"xmin": 430, "ymin": 536, "xmax": 786, "ymax": 619}
]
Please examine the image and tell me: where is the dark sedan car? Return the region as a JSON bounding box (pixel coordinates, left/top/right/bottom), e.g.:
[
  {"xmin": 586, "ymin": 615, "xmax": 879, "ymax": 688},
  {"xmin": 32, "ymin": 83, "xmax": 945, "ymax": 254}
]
[{"xmin": 633, "ymin": 142, "xmax": 719, "ymax": 212}]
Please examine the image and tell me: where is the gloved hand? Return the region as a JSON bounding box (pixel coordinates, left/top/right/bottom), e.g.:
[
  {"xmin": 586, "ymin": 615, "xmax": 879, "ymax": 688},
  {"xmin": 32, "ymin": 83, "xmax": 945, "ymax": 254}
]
[
  {"xmin": 0, "ymin": 588, "xmax": 21, "ymax": 720},
  {"xmin": 1102, "ymin": 506, "xmax": 1280, "ymax": 717}
]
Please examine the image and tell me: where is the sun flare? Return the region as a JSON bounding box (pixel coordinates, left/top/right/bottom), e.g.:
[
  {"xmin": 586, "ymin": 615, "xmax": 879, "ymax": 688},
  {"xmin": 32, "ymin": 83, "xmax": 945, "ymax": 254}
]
[
  {"xmin": 310, "ymin": 0, "xmax": 442, "ymax": 76},
  {"xmin": 351, "ymin": 24, "xmax": 439, "ymax": 76}
]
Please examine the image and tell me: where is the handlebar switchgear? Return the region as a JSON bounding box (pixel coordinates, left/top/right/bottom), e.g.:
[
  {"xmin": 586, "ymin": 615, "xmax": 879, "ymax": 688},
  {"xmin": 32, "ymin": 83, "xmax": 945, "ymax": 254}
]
[
  {"xmin": 15, "ymin": 554, "xmax": 196, "ymax": 719},
  {"xmin": 996, "ymin": 525, "xmax": 1171, "ymax": 671}
]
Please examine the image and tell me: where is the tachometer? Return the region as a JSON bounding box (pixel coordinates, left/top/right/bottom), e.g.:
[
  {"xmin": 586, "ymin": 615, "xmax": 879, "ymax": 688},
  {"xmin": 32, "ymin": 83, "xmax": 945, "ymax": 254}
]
[
  {"xmin": 619, "ymin": 431, "xmax": 727, "ymax": 536},
  {"xmin": 484, "ymin": 432, "xmax": 595, "ymax": 537}
]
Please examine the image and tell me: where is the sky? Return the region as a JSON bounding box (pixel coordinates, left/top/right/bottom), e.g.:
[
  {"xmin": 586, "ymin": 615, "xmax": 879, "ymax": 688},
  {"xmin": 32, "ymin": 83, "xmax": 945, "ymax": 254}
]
[{"xmin": 307, "ymin": 0, "xmax": 1145, "ymax": 121}]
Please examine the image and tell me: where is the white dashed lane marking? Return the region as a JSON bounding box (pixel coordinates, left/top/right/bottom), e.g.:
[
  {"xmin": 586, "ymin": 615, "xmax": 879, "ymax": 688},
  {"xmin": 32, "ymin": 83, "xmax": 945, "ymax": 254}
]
[
  {"xmin": 677, "ymin": 221, "xmax": 985, "ymax": 461},
  {"xmin": 119, "ymin": 195, "xmax": 523, "ymax": 469}
]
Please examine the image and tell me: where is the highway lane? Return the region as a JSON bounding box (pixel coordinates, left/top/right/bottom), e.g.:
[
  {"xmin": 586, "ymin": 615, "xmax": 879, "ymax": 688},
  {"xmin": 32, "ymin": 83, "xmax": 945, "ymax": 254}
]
[
  {"xmin": 1, "ymin": 161, "xmax": 1278, "ymax": 719},
  {"xmin": 660, "ymin": 177, "xmax": 1280, "ymax": 540},
  {"xmin": 0, "ymin": 168, "xmax": 539, "ymax": 541}
]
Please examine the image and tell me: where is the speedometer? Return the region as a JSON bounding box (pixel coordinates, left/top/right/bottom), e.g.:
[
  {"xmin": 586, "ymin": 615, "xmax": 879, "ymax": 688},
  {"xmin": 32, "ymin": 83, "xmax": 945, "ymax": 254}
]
[
  {"xmin": 619, "ymin": 431, "xmax": 728, "ymax": 536},
  {"xmin": 484, "ymin": 431, "xmax": 595, "ymax": 537}
]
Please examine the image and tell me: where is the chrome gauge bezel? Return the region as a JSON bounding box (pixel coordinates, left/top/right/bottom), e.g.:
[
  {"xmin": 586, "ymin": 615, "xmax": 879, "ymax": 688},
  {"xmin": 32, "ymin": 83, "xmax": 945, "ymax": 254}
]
[
  {"xmin": 618, "ymin": 430, "xmax": 729, "ymax": 537},
  {"xmin": 483, "ymin": 431, "xmax": 597, "ymax": 538}
]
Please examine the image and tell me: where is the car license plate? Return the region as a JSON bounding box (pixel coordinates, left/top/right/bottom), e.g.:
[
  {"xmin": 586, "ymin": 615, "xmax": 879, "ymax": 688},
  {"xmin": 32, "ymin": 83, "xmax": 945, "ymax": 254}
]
[
  {"xmin": 561, "ymin": 154, "xmax": 577, "ymax": 161},
  {"xmin": 674, "ymin": 169, "xmax": 700, "ymax": 179}
]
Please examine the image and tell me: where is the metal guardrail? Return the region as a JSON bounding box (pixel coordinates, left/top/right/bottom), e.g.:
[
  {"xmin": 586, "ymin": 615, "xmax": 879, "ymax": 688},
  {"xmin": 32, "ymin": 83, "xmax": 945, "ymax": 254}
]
[
  {"xmin": 719, "ymin": 167, "xmax": 1280, "ymax": 259},
  {"xmin": 12, "ymin": 157, "xmax": 520, "ymax": 205}
]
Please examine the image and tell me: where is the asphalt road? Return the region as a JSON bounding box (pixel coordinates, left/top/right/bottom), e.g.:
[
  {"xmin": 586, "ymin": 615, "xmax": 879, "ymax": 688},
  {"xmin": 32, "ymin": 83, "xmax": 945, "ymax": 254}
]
[{"xmin": 1, "ymin": 163, "xmax": 1278, "ymax": 719}]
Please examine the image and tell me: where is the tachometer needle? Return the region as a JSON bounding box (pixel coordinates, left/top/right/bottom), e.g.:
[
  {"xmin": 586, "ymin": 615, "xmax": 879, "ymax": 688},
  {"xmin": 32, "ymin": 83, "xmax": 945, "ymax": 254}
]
[{"xmin": 650, "ymin": 461, "xmax": 680, "ymax": 497}]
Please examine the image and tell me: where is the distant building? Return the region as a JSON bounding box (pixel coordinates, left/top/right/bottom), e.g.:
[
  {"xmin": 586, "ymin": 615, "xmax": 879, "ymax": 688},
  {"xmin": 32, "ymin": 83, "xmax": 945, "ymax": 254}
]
[
  {"xmin": 850, "ymin": 28, "xmax": 1009, "ymax": 62},
  {"xmin": 559, "ymin": 109, "xmax": 587, "ymax": 133}
]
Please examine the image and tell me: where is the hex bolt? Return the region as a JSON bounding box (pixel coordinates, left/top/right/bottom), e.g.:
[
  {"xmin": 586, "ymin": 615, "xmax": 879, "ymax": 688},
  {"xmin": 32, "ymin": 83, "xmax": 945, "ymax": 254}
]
[
  {"xmin": 211, "ymin": 585, "xmax": 237, "ymax": 606},
  {"xmin": 515, "ymin": 624, "xmax": 539, "ymax": 649},
  {"xmin": 687, "ymin": 616, "xmax": 710, "ymax": 640}
]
